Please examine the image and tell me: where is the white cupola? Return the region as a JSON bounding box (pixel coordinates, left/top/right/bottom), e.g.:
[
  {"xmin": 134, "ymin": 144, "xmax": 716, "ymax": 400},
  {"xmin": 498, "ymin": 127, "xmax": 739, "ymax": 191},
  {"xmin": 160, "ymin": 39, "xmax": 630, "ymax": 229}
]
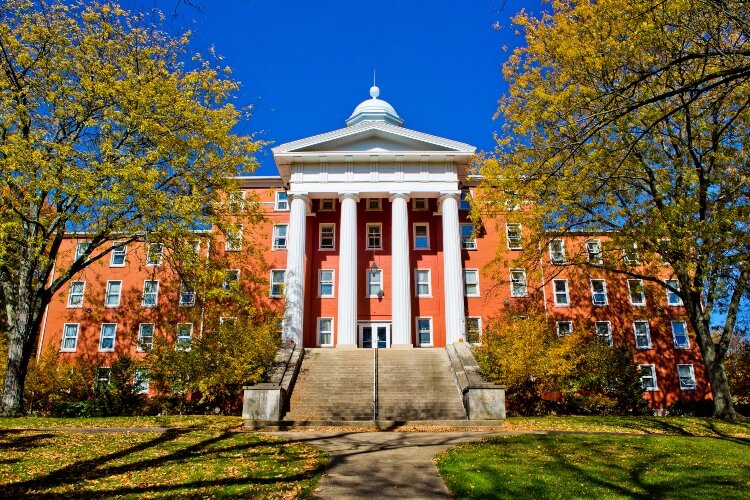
[{"xmin": 345, "ymin": 85, "xmax": 404, "ymax": 127}]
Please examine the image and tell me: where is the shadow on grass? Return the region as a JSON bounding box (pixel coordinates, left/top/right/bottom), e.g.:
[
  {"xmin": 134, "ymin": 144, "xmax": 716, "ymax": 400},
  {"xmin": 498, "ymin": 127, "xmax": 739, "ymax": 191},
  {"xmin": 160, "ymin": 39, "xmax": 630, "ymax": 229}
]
[
  {"xmin": 0, "ymin": 430, "xmax": 55, "ymax": 451},
  {"xmin": 1, "ymin": 429, "xmax": 327, "ymax": 498}
]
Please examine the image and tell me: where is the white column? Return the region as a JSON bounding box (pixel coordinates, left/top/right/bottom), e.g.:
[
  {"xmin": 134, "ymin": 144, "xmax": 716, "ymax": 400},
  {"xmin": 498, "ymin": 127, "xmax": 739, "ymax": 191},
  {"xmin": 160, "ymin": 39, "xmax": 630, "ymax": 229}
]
[
  {"xmin": 389, "ymin": 192, "xmax": 412, "ymax": 347},
  {"xmin": 283, "ymin": 193, "xmax": 309, "ymax": 344},
  {"xmin": 337, "ymin": 193, "xmax": 359, "ymax": 347},
  {"xmin": 439, "ymin": 192, "xmax": 466, "ymax": 344}
]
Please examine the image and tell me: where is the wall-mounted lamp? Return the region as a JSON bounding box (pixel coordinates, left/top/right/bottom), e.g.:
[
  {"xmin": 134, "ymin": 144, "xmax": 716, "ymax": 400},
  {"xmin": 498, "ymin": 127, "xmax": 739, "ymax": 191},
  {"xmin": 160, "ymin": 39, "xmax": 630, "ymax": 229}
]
[{"xmin": 369, "ymin": 261, "xmax": 379, "ymax": 272}]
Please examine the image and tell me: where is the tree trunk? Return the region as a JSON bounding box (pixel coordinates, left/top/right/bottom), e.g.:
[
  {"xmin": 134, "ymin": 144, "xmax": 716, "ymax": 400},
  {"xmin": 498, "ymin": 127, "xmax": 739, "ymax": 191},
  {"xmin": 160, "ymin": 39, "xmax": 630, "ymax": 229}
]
[{"xmin": 706, "ymin": 359, "xmax": 737, "ymax": 419}]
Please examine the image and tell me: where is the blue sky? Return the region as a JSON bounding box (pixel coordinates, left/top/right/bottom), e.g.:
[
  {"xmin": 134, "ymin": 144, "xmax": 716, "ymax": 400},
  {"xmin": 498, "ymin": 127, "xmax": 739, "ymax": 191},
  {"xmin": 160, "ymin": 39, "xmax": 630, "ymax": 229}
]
[{"xmin": 132, "ymin": 0, "xmax": 546, "ymax": 175}]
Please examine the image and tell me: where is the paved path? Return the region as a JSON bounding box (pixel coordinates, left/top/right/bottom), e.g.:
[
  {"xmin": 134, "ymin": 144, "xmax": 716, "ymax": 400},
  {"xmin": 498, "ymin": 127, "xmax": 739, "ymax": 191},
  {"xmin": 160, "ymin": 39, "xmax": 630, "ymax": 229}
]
[{"xmin": 272, "ymin": 431, "xmax": 498, "ymax": 499}]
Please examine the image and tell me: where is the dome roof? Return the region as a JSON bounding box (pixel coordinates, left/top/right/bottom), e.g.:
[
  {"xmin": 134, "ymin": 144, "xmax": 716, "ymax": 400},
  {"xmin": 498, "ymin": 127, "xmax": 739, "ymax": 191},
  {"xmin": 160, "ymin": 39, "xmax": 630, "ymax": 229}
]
[{"xmin": 346, "ymin": 85, "xmax": 404, "ymax": 127}]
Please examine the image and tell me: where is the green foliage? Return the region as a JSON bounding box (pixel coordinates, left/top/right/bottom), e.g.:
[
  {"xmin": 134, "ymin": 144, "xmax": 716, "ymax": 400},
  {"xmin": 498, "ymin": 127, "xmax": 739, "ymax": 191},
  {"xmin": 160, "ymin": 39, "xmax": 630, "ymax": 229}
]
[
  {"xmin": 24, "ymin": 348, "xmax": 96, "ymax": 415},
  {"xmin": 725, "ymin": 331, "xmax": 750, "ymax": 408}
]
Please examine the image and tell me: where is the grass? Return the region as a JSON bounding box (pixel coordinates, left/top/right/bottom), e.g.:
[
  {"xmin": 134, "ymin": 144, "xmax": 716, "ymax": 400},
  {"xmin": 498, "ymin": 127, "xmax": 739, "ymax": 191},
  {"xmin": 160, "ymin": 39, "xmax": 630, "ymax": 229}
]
[
  {"xmin": 0, "ymin": 427, "xmax": 328, "ymax": 498},
  {"xmin": 436, "ymin": 432, "xmax": 750, "ymax": 499},
  {"xmin": 0, "ymin": 414, "xmax": 243, "ymax": 430}
]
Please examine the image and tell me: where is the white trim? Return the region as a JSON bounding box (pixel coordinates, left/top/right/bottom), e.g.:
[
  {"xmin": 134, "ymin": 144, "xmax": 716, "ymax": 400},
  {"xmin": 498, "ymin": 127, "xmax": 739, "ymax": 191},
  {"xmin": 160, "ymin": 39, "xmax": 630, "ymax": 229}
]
[
  {"xmin": 269, "ymin": 269, "xmax": 286, "ymax": 298},
  {"xmin": 223, "ymin": 269, "xmax": 241, "ymax": 290},
  {"xmin": 60, "ymin": 323, "xmax": 79, "ymax": 352},
  {"xmin": 466, "ymin": 316, "xmax": 482, "ymax": 344},
  {"xmin": 549, "ymin": 239, "xmax": 566, "ymax": 265},
  {"xmin": 176, "ymin": 323, "xmax": 193, "ymax": 350},
  {"xmin": 460, "ymin": 223, "xmax": 477, "ymax": 250},
  {"xmin": 506, "ymin": 223, "xmax": 522, "ymax": 250},
  {"xmin": 463, "ymin": 268, "xmax": 480, "ymax": 297},
  {"xmin": 586, "ymin": 239, "xmax": 603, "ymax": 265},
  {"xmin": 552, "ymin": 279, "xmax": 569, "ymax": 306},
  {"xmin": 319, "ymin": 223, "xmax": 336, "ymax": 251},
  {"xmin": 459, "ymin": 189, "xmax": 472, "ymax": 211},
  {"xmin": 366, "ymin": 223, "xmax": 383, "ymax": 250},
  {"xmin": 556, "ymin": 320, "xmax": 573, "ymax": 336},
  {"xmin": 104, "ymin": 280, "xmax": 122, "ymax": 308},
  {"xmin": 590, "ymin": 279, "xmax": 608, "ymax": 306},
  {"xmin": 510, "ymin": 269, "xmax": 528, "ymax": 297},
  {"xmin": 67, "ymin": 281, "xmax": 85, "ymax": 308},
  {"xmin": 628, "ymin": 279, "xmax": 646, "ymax": 306},
  {"xmin": 179, "ymin": 281, "xmax": 196, "ymax": 307},
  {"xmin": 671, "ymin": 320, "xmax": 690, "ymax": 349},
  {"xmin": 141, "ymin": 279, "xmax": 159, "ymax": 308},
  {"xmin": 594, "ymin": 321, "xmax": 613, "ymax": 346},
  {"xmin": 666, "ymin": 279, "xmax": 683, "ymax": 306},
  {"xmin": 639, "ymin": 363, "xmax": 658, "ymax": 391},
  {"xmin": 145, "ymin": 243, "xmax": 163, "ymax": 266},
  {"xmin": 274, "ymin": 191, "xmax": 289, "ymax": 211},
  {"xmin": 317, "ymin": 317, "xmax": 334, "ymax": 347},
  {"xmin": 98, "ymin": 323, "xmax": 117, "ymax": 352},
  {"xmin": 413, "ymin": 222, "xmax": 430, "ymax": 250},
  {"xmin": 318, "ymin": 269, "xmax": 335, "ymax": 298},
  {"xmin": 366, "ymin": 268, "xmax": 383, "ymax": 298},
  {"xmin": 415, "ymin": 269, "xmax": 432, "ymax": 297},
  {"xmin": 224, "ymin": 225, "xmax": 243, "ymax": 251},
  {"xmin": 415, "ymin": 316, "xmax": 434, "ymax": 347},
  {"xmin": 633, "ymin": 320, "xmax": 652, "ymax": 349},
  {"xmin": 677, "ymin": 364, "xmax": 697, "ymax": 390},
  {"xmin": 271, "ymin": 223, "xmax": 288, "ymax": 251},
  {"xmin": 109, "ymin": 243, "xmax": 127, "ymax": 267},
  {"xmin": 137, "ymin": 323, "xmax": 155, "ymax": 352}
]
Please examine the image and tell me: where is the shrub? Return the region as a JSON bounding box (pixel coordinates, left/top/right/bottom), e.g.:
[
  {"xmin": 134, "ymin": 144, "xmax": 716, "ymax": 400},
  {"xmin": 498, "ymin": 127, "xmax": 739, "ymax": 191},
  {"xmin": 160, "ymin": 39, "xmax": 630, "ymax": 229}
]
[{"xmin": 25, "ymin": 348, "xmax": 97, "ymax": 415}]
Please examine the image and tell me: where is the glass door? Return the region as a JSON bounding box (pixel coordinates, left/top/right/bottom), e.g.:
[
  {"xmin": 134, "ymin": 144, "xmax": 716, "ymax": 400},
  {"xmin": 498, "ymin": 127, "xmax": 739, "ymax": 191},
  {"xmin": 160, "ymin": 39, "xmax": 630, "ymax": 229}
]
[{"xmin": 358, "ymin": 323, "xmax": 390, "ymax": 348}]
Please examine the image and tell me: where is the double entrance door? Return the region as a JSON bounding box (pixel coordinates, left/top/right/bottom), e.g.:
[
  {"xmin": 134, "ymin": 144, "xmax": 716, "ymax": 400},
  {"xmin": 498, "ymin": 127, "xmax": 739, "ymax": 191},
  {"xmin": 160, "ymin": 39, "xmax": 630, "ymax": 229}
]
[{"xmin": 358, "ymin": 322, "xmax": 391, "ymax": 349}]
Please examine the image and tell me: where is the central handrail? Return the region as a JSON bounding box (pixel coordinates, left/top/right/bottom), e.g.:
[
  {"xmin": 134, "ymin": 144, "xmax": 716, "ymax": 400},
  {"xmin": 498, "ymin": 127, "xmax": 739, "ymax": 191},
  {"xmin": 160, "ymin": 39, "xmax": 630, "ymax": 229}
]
[{"xmin": 372, "ymin": 347, "xmax": 379, "ymax": 420}]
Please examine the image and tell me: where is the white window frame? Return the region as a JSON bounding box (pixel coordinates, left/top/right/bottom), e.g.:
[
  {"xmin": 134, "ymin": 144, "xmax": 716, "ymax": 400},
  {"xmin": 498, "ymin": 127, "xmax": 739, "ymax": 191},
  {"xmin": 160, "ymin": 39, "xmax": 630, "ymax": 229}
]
[
  {"xmin": 552, "ymin": 279, "xmax": 569, "ymax": 306},
  {"xmin": 556, "ymin": 320, "xmax": 573, "ymax": 337},
  {"xmin": 319, "ymin": 198, "xmax": 335, "ymax": 211},
  {"xmin": 272, "ymin": 224, "xmax": 288, "ymax": 250},
  {"xmin": 506, "ymin": 223, "xmax": 522, "ymax": 250},
  {"xmin": 639, "ymin": 364, "xmax": 658, "ymax": 391},
  {"xmin": 463, "ymin": 269, "xmax": 480, "ymax": 297},
  {"xmin": 317, "ymin": 317, "xmax": 334, "ymax": 347},
  {"xmin": 459, "ymin": 190, "xmax": 471, "ymax": 210},
  {"xmin": 179, "ymin": 281, "xmax": 196, "ymax": 307},
  {"xmin": 510, "ymin": 269, "xmax": 528, "ymax": 297},
  {"xmin": 549, "ymin": 239, "xmax": 566, "ymax": 265},
  {"xmin": 413, "ymin": 198, "xmax": 428, "ymax": 211},
  {"xmin": 416, "ymin": 317, "xmax": 433, "ymax": 347},
  {"xmin": 225, "ymin": 225, "xmax": 243, "ymax": 252},
  {"xmin": 60, "ymin": 323, "xmax": 79, "ymax": 352},
  {"xmin": 146, "ymin": 243, "xmax": 163, "ymax": 266},
  {"xmin": 274, "ymin": 191, "xmax": 289, "ymax": 211},
  {"xmin": 460, "ymin": 223, "xmax": 477, "ymax": 250},
  {"xmin": 367, "ymin": 268, "xmax": 383, "ymax": 298},
  {"xmin": 270, "ymin": 269, "xmax": 285, "ymax": 298},
  {"xmin": 366, "ymin": 223, "xmax": 383, "ymax": 250},
  {"xmin": 96, "ymin": 367, "xmax": 111, "ymax": 387},
  {"xmin": 137, "ymin": 323, "xmax": 154, "ymax": 352},
  {"xmin": 628, "ymin": 279, "xmax": 646, "ymax": 306},
  {"xmin": 67, "ymin": 281, "xmax": 85, "ymax": 308},
  {"xmin": 319, "ymin": 223, "xmax": 336, "ymax": 250},
  {"xmin": 133, "ymin": 368, "xmax": 150, "ymax": 394},
  {"xmin": 74, "ymin": 242, "xmax": 89, "ymax": 262},
  {"xmin": 110, "ymin": 243, "xmax": 127, "ymax": 267},
  {"xmin": 104, "ymin": 280, "xmax": 122, "ymax": 308},
  {"xmin": 366, "ymin": 198, "xmax": 382, "ymax": 211},
  {"xmin": 590, "ymin": 279, "xmax": 608, "ymax": 306},
  {"xmin": 677, "ymin": 364, "xmax": 697, "ymax": 390},
  {"xmin": 99, "ymin": 323, "xmax": 117, "ymax": 352},
  {"xmin": 227, "ymin": 191, "xmax": 246, "ymax": 213},
  {"xmin": 413, "ymin": 223, "xmax": 430, "ymax": 250},
  {"xmin": 176, "ymin": 323, "xmax": 193, "ymax": 350},
  {"xmin": 666, "ymin": 279, "xmax": 683, "ymax": 306},
  {"xmin": 634, "ymin": 320, "xmax": 652, "ymax": 349},
  {"xmin": 623, "ymin": 242, "xmax": 640, "ymax": 265},
  {"xmin": 586, "ymin": 239, "xmax": 603, "ymax": 265},
  {"xmin": 415, "ymin": 269, "xmax": 432, "ymax": 297},
  {"xmin": 595, "ymin": 321, "xmax": 613, "ymax": 346},
  {"xmin": 319, "ymin": 269, "xmax": 335, "ymax": 298},
  {"xmin": 466, "ymin": 316, "xmax": 482, "ymax": 344},
  {"xmin": 671, "ymin": 320, "xmax": 690, "ymax": 349},
  {"xmin": 223, "ymin": 269, "xmax": 240, "ymax": 290},
  {"xmin": 141, "ymin": 280, "xmax": 159, "ymax": 308}
]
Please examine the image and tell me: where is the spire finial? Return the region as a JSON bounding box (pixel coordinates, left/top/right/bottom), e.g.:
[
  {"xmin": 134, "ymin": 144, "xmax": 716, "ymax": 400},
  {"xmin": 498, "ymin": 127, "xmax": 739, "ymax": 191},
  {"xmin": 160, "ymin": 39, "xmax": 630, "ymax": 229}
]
[{"xmin": 370, "ymin": 69, "xmax": 380, "ymax": 99}]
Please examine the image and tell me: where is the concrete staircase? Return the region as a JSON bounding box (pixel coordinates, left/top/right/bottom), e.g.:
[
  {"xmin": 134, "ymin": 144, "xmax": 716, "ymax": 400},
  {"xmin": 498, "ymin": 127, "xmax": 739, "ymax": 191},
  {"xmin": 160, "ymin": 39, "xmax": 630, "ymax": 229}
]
[{"xmin": 283, "ymin": 348, "xmax": 466, "ymax": 421}]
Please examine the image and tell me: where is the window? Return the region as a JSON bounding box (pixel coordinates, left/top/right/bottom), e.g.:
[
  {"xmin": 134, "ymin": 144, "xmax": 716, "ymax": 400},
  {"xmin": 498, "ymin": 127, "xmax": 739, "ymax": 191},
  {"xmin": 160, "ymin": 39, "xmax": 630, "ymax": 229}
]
[
  {"xmin": 275, "ymin": 191, "xmax": 289, "ymax": 211},
  {"xmin": 272, "ymin": 224, "xmax": 288, "ymax": 250},
  {"xmin": 586, "ymin": 240, "xmax": 602, "ymax": 265},
  {"xmin": 319, "ymin": 224, "xmax": 335, "ymax": 250},
  {"xmin": 146, "ymin": 243, "xmax": 163, "ymax": 266},
  {"xmin": 176, "ymin": 323, "xmax": 193, "ymax": 349},
  {"xmin": 590, "ymin": 279, "xmax": 608, "ymax": 306},
  {"xmin": 225, "ymin": 225, "xmax": 243, "ymax": 251},
  {"xmin": 466, "ymin": 317, "xmax": 482, "ymax": 344},
  {"xmin": 179, "ymin": 281, "xmax": 195, "ymax": 307},
  {"xmin": 228, "ymin": 191, "xmax": 245, "ymax": 213},
  {"xmin": 67, "ymin": 281, "xmax": 85, "ymax": 308},
  {"xmin": 320, "ymin": 198, "xmax": 335, "ymax": 211},
  {"xmin": 634, "ymin": 321, "xmax": 652, "ymax": 349},
  {"xmin": 413, "ymin": 198, "xmax": 428, "ymax": 211},
  {"xmin": 459, "ymin": 190, "xmax": 471, "ymax": 210},
  {"xmin": 506, "ymin": 224, "xmax": 522, "ymax": 250},
  {"xmin": 639, "ymin": 364, "xmax": 657, "ymax": 391},
  {"xmin": 137, "ymin": 323, "xmax": 154, "ymax": 352},
  {"xmin": 318, "ymin": 318, "xmax": 333, "ymax": 347},
  {"xmin": 133, "ymin": 369, "xmax": 150, "ymax": 394},
  {"xmin": 104, "ymin": 280, "xmax": 122, "ymax": 308},
  {"xmin": 220, "ymin": 317, "xmax": 237, "ymax": 331},
  {"xmin": 672, "ymin": 321, "xmax": 690, "ymax": 349},
  {"xmin": 677, "ymin": 364, "xmax": 697, "ymax": 390},
  {"xmin": 623, "ymin": 242, "xmax": 640, "ymax": 265},
  {"xmin": 463, "ymin": 269, "xmax": 480, "ymax": 297},
  {"xmin": 413, "ymin": 223, "xmax": 430, "ymax": 249},
  {"xmin": 416, "ymin": 317, "xmax": 433, "ymax": 346},
  {"xmin": 142, "ymin": 280, "xmax": 159, "ymax": 307},
  {"xmin": 319, "ymin": 269, "xmax": 334, "ymax": 298},
  {"xmin": 556, "ymin": 320, "xmax": 573, "ymax": 336},
  {"xmin": 99, "ymin": 323, "xmax": 117, "ymax": 352},
  {"xmin": 110, "ymin": 243, "xmax": 127, "ymax": 267},
  {"xmin": 510, "ymin": 269, "xmax": 528, "ymax": 297},
  {"xmin": 460, "ymin": 224, "xmax": 477, "ymax": 250},
  {"xmin": 75, "ymin": 242, "xmax": 89, "ymax": 262},
  {"xmin": 270, "ymin": 269, "xmax": 285, "ymax": 298},
  {"xmin": 595, "ymin": 321, "xmax": 613, "ymax": 346},
  {"xmin": 366, "ymin": 223, "xmax": 382, "ymax": 250},
  {"xmin": 96, "ymin": 367, "xmax": 111, "ymax": 387},
  {"xmin": 223, "ymin": 269, "xmax": 240, "ymax": 290},
  {"xmin": 552, "ymin": 279, "xmax": 569, "ymax": 306},
  {"xmin": 549, "ymin": 240, "xmax": 566, "ymax": 265},
  {"xmin": 415, "ymin": 269, "xmax": 431, "ymax": 297},
  {"xmin": 367, "ymin": 269, "xmax": 383, "ymax": 297},
  {"xmin": 666, "ymin": 280, "xmax": 683, "ymax": 306},
  {"xmin": 628, "ymin": 279, "xmax": 646, "ymax": 306},
  {"xmin": 366, "ymin": 198, "xmax": 382, "ymax": 211},
  {"xmin": 61, "ymin": 324, "xmax": 79, "ymax": 351}
]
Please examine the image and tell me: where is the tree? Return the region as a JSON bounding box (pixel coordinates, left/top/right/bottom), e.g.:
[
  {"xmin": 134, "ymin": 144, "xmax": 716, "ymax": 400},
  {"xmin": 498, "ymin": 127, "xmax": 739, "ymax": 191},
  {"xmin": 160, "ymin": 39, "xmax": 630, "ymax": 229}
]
[
  {"xmin": 477, "ymin": 0, "xmax": 750, "ymax": 418},
  {"xmin": 0, "ymin": 1, "xmax": 260, "ymax": 415}
]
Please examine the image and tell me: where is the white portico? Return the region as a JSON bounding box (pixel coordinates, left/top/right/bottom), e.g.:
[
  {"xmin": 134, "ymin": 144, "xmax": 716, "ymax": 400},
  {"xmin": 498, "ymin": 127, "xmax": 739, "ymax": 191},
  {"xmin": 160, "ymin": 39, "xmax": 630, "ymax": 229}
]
[{"xmin": 272, "ymin": 86, "xmax": 476, "ymax": 347}]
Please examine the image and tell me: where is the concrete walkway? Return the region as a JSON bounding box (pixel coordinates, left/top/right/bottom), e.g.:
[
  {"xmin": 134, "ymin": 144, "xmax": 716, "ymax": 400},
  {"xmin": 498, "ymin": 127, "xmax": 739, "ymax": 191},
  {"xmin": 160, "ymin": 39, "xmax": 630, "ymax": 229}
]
[{"xmin": 272, "ymin": 431, "xmax": 498, "ymax": 499}]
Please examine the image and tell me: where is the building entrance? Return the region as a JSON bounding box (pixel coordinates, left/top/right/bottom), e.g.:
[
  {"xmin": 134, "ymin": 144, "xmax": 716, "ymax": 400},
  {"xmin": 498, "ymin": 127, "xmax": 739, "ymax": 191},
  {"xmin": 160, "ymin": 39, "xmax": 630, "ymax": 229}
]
[{"xmin": 358, "ymin": 322, "xmax": 391, "ymax": 348}]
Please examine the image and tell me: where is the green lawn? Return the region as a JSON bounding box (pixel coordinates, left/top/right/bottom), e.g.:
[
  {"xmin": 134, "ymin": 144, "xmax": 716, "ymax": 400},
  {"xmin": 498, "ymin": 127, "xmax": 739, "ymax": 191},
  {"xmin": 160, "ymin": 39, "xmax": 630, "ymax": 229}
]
[
  {"xmin": 437, "ymin": 432, "xmax": 750, "ymax": 499},
  {"xmin": 0, "ymin": 415, "xmax": 243, "ymax": 430},
  {"xmin": 0, "ymin": 427, "xmax": 328, "ymax": 498}
]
